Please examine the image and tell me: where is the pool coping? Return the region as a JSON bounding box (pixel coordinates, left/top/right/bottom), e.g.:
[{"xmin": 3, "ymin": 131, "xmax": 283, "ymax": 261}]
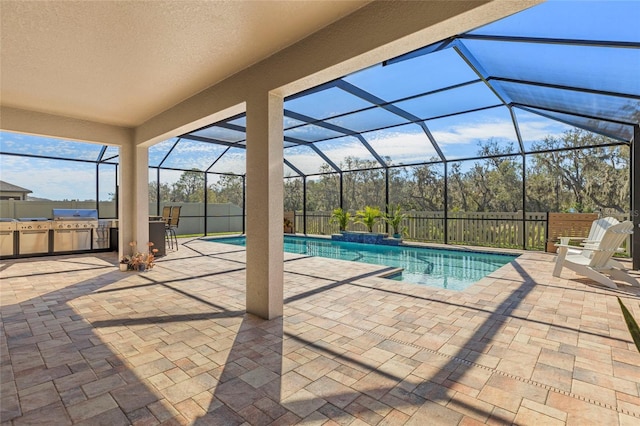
[{"xmin": 203, "ymin": 233, "xmax": 526, "ymax": 258}]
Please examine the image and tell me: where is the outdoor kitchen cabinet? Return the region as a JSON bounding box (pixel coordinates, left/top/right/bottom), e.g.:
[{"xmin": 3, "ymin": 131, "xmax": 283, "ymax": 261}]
[
  {"xmin": 53, "ymin": 228, "xmax": 92, "ymax": 252},
  {"xmin": 0, "ymin": 220, "xmax": 17, "ymax": 257},
  {"xmin": 52, "ymin": 209, "xmax": 98, "ymax": 253},
  {"xmin": 16, "ymin": 219, "xmax": 51, "ymax": 255}
]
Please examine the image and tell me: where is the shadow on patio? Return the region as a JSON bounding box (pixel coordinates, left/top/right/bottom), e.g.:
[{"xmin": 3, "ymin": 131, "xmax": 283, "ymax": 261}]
[{"xmin": 1, "ymin": 239, "xmax": 639, "ymax": 424}]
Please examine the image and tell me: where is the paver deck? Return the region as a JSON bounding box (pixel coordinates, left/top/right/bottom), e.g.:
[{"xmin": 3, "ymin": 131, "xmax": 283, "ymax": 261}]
[{"xmin": 1, "ymin": 237, "xmax": 639, "ymax": 425}]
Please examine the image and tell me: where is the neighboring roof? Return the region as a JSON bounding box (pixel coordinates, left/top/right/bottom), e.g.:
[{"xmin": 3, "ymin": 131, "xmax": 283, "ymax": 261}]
[{"xmin": 0, "ymin": 180, "xmax": 32, "ymax": 194}]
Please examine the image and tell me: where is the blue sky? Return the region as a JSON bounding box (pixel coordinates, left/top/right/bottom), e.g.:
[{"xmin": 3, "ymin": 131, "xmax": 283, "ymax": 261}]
[{"xmin": 0, "ymin": 132, "xmax": 116, "ymax": 200}]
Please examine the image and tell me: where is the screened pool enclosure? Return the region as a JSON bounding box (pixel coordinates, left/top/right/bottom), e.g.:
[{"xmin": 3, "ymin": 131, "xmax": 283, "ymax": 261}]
[{"xmin": 1, "ymin": 2, "xmax": 638, "ymax": 253}]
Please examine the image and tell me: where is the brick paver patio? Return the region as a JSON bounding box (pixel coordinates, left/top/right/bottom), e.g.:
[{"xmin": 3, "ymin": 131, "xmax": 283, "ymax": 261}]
[{"xmin": 1, "ymin": 237, "xmax": 639, "ymax": 425}]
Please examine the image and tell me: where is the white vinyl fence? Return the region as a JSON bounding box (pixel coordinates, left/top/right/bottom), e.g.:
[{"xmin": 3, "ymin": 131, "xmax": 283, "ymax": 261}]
[{"xmin": 0, "ymin": 200, "xmax": 244, "ymax": 236}]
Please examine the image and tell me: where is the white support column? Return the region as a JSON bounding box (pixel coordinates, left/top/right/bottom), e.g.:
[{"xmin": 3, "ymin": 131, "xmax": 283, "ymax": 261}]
[
  {"xmin": 118, "ymin": 142, "xmax": 149, "ymax": 258},
  {"xmin": 135, "ymin": 145, "xmax": 150, "ymax": 249},
  {"xmin": 245, "ymin": 92, "xmax": 284, "ymax": 319}
]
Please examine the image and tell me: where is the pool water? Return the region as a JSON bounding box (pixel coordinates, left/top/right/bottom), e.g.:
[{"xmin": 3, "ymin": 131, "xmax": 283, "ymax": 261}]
[{"xmin": 209, "ymin": 235, "xmax": 517, "ymax": 291}]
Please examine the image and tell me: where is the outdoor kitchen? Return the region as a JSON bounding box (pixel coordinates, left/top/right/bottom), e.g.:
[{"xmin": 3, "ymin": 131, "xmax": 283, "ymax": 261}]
[{"xmin": 0, "ymin": 209, "xmax": 114, "ymax": 258}]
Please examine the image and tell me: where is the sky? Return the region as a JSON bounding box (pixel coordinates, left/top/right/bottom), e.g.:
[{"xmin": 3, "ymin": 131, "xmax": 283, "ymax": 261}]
[{"xmin": 0, "ymin": 133, "xmax": 117, "ymax": 201}]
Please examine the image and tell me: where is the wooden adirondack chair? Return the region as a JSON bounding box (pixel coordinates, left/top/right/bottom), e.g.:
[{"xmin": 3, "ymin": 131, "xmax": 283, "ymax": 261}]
[
  {"xmin": 559, "ymin": 216, "xmax": 619, "ymax": 256},
  {"xmin": 553, "ymin": 221, "xmax": 638, "ymax": 289}
]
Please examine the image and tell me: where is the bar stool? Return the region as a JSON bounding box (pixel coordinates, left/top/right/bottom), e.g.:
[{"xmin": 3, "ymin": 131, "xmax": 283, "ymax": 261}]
[
  {"xmin": 167, "ymin": 206, "xmax": 181, "ymax": 250},
  {"xmin": 161, "ymin": 206, "xmax": 173, "ymax": 249}
]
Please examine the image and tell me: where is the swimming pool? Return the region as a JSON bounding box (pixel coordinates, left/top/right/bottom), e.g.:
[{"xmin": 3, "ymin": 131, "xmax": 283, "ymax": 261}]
[{"xmin": 209, "ymin": 235, "xmax": 518, "ymax": 291}]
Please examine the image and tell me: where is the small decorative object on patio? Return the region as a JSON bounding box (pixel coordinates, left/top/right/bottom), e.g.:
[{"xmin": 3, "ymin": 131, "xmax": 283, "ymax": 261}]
[{"xmin": 120, "ymin": 241, "xmax": 158, "ymax": 272}]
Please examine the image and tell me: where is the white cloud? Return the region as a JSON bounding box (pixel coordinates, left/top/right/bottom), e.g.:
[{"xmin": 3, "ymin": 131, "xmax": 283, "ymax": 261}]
[
  {"xmin": 367, "ymin": 132, "xmax": 437, "ymax": 163},
  {"xmin": 430, "ymin": 120, "xmax": 517, "ymax": 145},
  {"xmin": 163, "ymin": 142, "xmax": 229, "ymax": 169},
  {"xmin": 1, "ymin": 157, "xmax": 96, "ymax": 200},
  {"xmin": 210, "ymin": 153, "xmax": 246, "ymax": 175},
  {"xmin": 428, "ymin": 117, "xmax": 572, "ymax": 148},
  {"xmin": 320, "ymin": 139, "xmax": 375, "ymax": 161},
  {"xmin": 285, "ymin": 150, "xmax": 326, "ymax": 174},
  {"xmin": 517, "ymin": 119, "xmax": 571, "ymax": 142}
]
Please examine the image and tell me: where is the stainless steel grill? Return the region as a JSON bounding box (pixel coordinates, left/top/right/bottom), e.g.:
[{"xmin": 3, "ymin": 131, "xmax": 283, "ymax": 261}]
[
  {"xmin": 16, "ymin": 218, "xmax": 51, "ymax": 255},
  {"xmin": 52, "ymin": 209, "xmax": 98, "ymax": 252}
]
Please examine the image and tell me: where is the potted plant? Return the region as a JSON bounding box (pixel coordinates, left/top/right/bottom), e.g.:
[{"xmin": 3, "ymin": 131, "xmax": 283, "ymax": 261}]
[
  {"xmin": 355, "ymin": 206, "xmax": 382, "ymax": 233},
  {"xmin": 130, "ymin": 252, "xmax": 144, "ymax": 271},
  {"xmin": 329, "ymin": 207, "xmax": 352, "ymax": 232},
  {"xmin": 138, "ymin": 242, "xmax": 158, "ymax": 271},
  {"xmin": 119, "ymin": 255, "xmax": 131, "ymax": 271},
  {"xmin": 121, "ymin": 241, "xmax": 158, "ymax": 272},
  {"xmin": 384, "ymin": 204, "xmax": 407, "ymax": 238}
]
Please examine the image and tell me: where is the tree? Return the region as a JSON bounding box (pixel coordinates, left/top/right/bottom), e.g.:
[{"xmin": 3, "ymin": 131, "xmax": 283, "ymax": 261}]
[
  {"xmin": 284, "ymin": 177, "xmax": 303, "ymax": 211},
  {"xmin": 147, "ymin": 170, "xmax": 243, "ymax": 206},
  {"xmin": 458, "ymin": 140, "xmax": 522, "ymax": 212},
  {"xmin": 212, "ymin": 175, "xmax": 244, "ymax": 206},
  {"xmin": 389, "ymin": 163, "xmax": 444, "ymax": 211},
  {"xmin": 442, "ymin": 140, "xmax": 524, "ymax": 213},
  {"xmin": 528, "ymin": 129, "xmax": 629, "ymax": 213},
  {"xmin": 147, "ymin": 128, "xmax": 629, "ymax": 225},
  {"xmin": 307, "ymin": 172, "xmax": 340, "ymax": 212},
  {"xmin": 171, "ymin": 169, "xmax": 205, "ymax": 202},
  {"xmin": 448, "ymin": 162, "xmax": 470, "ymax": 212},
  {"xmin": 148, "ymin": 180, "xmax": 171, "ymax": 203},
  {"xmin": 341, "ymin": 157, "xmax": 385, "ymax": 210}
]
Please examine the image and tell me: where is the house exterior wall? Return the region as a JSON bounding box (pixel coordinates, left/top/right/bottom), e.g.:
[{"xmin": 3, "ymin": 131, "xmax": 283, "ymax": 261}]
[{"xmin": 0, "ymin": 191, "xmax": 27, "ymax": 201}]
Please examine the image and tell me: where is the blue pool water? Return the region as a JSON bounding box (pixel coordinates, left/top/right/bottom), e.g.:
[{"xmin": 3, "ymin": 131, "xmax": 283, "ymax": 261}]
[{"xmin": 209, "ymin": 235, "xmax": 517, "ymax": 291}]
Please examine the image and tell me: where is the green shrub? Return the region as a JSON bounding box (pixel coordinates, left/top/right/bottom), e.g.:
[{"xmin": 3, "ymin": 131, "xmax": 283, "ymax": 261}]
[
  {"xmin": 355, "ymin": 206, "xmax": 382, "ymax": 233},
  {"xmin": 329, "ymin": 208, "xmax": 352, "ymax": 231}
]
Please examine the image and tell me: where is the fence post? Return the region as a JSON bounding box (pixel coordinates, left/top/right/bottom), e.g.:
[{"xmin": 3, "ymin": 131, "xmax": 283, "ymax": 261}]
[
  {"xmin": 516, "ymin": 210, "xmax": 523, "ymax": 248},
  {"xmin": 443, "ymin": 162, "xmax": 448, "ymax": 244},
  {"xmin": 303, "ymin": 177, "xmax": 307, "ymax": 235},
  {"xmin": 545, "ymin": 211, "xmax": 549, "ymax": 252}
]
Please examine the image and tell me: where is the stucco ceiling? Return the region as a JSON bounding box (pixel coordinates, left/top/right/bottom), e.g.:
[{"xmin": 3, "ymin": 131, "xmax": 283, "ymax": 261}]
[{"xmin": 0, "ymin": 0, "xmax": 370, "ymax": 128}]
